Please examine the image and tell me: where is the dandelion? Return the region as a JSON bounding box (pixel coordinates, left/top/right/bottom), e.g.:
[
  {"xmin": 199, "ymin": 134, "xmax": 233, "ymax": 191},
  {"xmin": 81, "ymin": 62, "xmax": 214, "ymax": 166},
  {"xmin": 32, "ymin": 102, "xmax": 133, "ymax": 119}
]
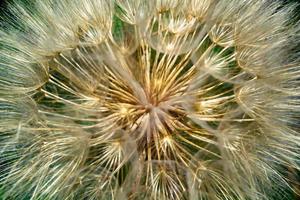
[{"xmin": 0, "ymin": 0, "xmax": 299, "ymax": 199}]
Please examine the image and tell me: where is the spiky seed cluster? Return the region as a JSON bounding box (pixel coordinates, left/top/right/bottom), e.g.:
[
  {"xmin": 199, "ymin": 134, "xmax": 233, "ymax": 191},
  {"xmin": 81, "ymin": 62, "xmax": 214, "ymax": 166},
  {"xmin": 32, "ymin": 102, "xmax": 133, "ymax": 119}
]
[{"xmin": 0, "ymin": 0, "xmax": 299, "ymax": 199}]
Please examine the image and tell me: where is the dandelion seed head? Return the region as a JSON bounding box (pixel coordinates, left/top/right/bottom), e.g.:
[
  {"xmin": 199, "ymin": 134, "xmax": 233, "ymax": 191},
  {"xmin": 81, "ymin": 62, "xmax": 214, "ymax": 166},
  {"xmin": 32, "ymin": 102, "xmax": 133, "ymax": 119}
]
[{"xmin": 0, "ymin": 0, "xmax": 299, "ymax": 199}]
